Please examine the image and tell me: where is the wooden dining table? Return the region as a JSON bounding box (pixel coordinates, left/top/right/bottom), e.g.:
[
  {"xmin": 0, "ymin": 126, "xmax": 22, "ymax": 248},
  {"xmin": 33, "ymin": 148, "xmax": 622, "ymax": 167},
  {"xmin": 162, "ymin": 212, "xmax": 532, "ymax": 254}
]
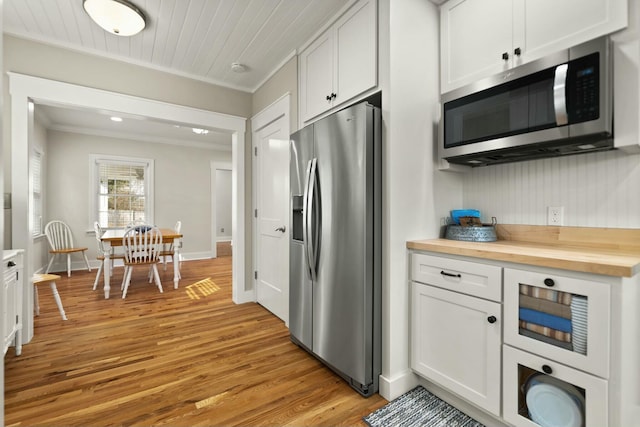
[{"xmin": 100, "ymin": 227, "xmax": 183, "ymax": 299}]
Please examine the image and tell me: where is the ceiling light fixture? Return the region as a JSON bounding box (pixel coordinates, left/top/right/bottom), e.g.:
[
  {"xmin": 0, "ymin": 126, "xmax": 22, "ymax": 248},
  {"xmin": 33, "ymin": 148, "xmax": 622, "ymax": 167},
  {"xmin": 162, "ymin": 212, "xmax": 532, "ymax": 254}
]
[
  {"xmin": 110, "ymin": 116, "xmax": 123, "ymax": 122},
  {"xmin": 192, "ymin": 128, "xmax": 209, "ymax": 135},
  {"xmin": 83, "ymin": 0, "xmax": 146, "ymax": 36}
]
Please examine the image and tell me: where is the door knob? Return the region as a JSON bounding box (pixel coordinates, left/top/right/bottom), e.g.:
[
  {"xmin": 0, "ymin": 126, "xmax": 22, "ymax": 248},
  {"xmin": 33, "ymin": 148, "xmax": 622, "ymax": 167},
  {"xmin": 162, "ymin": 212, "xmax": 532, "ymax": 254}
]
[{"xmin": 275, "ymin": 226, "xmax": 286, "ymax": 233}]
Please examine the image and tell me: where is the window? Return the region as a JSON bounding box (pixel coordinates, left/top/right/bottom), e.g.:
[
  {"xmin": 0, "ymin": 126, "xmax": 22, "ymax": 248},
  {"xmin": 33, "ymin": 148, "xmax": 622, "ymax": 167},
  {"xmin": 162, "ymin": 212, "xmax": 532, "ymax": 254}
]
[
  {"xmin": 90, "ymin": 155, "xmax": 154, "ymax": 229},
  {"xmin": 31, "ymin": 148, "xmax": 43, "ymax": 236}
]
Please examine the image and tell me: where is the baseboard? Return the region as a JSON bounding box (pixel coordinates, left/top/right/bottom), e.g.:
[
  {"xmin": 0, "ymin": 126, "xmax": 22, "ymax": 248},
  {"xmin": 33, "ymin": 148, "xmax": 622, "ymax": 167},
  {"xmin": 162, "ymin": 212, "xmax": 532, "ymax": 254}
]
[
  {"xmin": 378, "ymin": 369, "xmax": 419, "ymax": 401},
  {"xmin": 216, "ymin": 237, "xmax": 232, "ymax": 243}
]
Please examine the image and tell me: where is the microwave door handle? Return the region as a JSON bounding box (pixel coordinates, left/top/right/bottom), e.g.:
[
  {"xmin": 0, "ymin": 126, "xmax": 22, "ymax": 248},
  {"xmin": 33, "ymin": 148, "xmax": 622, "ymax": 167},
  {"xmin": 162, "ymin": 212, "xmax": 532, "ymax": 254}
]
[{"xmin": 553, "ymin": 64, "xmax": 569, "ymax": 126}]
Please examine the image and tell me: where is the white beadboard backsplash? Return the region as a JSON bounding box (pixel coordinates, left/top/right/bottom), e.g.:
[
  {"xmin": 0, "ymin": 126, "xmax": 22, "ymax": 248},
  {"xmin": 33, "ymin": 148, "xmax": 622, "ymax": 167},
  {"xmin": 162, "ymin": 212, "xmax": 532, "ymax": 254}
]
[{"xmin": 463, "ymin": 150, "xmax": 640, "ymax": 228}]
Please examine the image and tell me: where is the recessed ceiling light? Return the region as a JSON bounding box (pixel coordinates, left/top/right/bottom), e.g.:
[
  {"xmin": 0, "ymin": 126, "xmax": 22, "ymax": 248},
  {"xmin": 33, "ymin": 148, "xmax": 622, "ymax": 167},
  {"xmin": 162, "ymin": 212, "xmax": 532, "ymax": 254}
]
[
  {"xmin": 110, "ymin": 116, "xmax": 123, "ymax": 122},
  {"xmin": 192, "ymin": 128, "xmax": 209, "ymax": 135},
  {"xmin": 83, "ymin": 0, "xmax": 146, "ymax": 36}
]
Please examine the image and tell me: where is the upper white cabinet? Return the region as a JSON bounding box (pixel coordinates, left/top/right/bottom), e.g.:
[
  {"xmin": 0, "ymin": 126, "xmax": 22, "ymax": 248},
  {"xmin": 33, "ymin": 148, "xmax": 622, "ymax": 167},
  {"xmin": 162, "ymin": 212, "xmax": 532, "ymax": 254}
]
[
  {"xmin": 299, "ymin": 0, "xmax": 377, "ymax": 123},
  {"xmin": 440, "ymin": 0, "xmax": 628, "ymax": 93}
]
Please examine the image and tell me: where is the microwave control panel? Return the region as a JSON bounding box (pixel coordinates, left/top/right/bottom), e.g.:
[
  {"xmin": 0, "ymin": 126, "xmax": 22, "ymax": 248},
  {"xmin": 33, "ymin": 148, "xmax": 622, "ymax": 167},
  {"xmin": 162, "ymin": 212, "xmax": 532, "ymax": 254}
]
[{"xmin": 568, "ymin": 52, "xmax": 600, "ymax": 123}]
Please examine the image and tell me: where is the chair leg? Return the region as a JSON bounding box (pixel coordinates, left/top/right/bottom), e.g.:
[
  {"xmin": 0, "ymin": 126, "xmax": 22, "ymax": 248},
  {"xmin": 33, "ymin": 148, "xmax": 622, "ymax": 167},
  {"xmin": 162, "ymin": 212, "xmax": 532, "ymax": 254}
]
[
  {"xmin": 34, "ymin": 285, "xmax": 40, "ymax": 316},
  {"xmin": 66, "ymin": 254, "xmax": 71, "ymax": 277},
  {"xmin": 45, "ymin": 255, "xmax": 55, "ymax": 274},
  {"xmin": 93, "ymin": 262, "xmax": 104, "ymax": 290},
  {"xmin": 82, "ymin": 251, "xmax": 92, "ymax": 272},
  {"xmin": 122, "ymin": 267, "xmax": 133, "ymax": 299},
  {"xmin": 152, "ymin": 264, "xmax": 163, "ymax": 293},
  {"xmin": 49, "ymin": 283, "xmax": 68, "ymax": 321}
]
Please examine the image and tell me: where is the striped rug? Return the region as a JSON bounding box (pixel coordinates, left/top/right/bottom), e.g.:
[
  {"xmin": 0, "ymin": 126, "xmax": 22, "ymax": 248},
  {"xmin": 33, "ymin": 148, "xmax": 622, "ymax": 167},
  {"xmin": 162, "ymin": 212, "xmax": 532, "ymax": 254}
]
[{"xmin": 363, "ymin": 386, "xmax": 485, "ymax": 427}]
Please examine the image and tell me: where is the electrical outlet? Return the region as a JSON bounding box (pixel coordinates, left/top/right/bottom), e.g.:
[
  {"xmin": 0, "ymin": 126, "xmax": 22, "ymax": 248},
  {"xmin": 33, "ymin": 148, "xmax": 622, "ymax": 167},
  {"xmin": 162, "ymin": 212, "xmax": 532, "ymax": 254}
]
[
  {"xmin": 547, "ymin": 206, "xmax": 564, "ymax": 226},
  {"xmin": 221, "ymin": 228, "xmax": 225, "ymax": 233}
]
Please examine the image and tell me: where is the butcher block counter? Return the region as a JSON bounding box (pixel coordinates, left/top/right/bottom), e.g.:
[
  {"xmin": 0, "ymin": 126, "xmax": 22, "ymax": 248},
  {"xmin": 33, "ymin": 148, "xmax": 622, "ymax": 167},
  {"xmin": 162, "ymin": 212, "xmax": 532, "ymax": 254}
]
[{"xmin": 407, "ymin": 224, "xmax": 640, "ymax": 278}]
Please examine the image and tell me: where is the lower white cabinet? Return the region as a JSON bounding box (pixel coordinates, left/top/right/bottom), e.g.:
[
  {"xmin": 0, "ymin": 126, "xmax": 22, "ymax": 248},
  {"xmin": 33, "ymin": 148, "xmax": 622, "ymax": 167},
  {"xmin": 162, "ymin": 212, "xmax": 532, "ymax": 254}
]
[
  {"xmin": 3, "ymin": 249, "xmax": 23, "ymax": 356},
  {"xmin": 503, "ymin": 345, "xmax": 608, "ymax": 427},
  {"xmin": 410, "ymin": 259, "xmax": 502, "ymax": 416}
]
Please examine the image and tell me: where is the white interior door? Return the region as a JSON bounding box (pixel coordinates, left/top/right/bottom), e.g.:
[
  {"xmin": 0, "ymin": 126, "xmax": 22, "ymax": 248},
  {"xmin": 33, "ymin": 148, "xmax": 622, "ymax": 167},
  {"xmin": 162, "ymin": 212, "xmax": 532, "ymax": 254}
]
[{"xmin": 256, "ymin": 116, "xmax": 289, "ymax": 323}]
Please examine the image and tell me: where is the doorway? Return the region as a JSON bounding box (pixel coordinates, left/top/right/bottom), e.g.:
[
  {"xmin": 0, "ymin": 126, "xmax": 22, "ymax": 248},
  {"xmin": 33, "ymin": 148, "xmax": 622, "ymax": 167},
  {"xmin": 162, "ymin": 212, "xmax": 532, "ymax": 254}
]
[{"xmin": 211, "ymin": 162, "xmax": 232, "ymax": 258}]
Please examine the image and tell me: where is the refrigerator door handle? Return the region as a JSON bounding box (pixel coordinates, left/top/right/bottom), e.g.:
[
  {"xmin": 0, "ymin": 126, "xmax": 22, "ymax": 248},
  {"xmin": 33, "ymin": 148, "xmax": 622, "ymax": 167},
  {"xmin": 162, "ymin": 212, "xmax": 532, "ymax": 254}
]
[
  {"xmin": 302, "ymin": 159, "xmax": 313, "ymax": 280},
  {"xmin": 305, "ymin": 158, "xmax": 318, "ymax": 281}
]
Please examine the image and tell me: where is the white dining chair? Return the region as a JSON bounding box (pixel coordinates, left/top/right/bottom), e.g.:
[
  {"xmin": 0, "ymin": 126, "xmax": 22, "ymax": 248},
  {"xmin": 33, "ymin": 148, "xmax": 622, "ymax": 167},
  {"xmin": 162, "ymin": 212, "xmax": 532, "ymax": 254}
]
[
  {"xmin": 121, "ymin": 225, "xmax": 164, "ymax": 299},
  {"xmin": 44, "ymin": 220, "xmax": 92, "ymax": 277},
  {"xmin": 92, "ymin": 221, "xmax": 125, "ymax": 291}
]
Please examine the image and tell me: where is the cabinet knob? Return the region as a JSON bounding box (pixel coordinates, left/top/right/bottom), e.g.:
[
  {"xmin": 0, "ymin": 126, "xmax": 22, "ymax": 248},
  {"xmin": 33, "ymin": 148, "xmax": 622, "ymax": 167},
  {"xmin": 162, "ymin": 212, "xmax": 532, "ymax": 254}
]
[
  {"xmin": 514, "ymin": 47, "xmax": 522, "ymax": 56},
  {"xmin": 543, "ymin": 278, "xmax": 555, "ymax": 287},
  {"xmin": 326, "ymin": 95, "xmax": 332, "ymax": 101},
  {"xmin": 487, "ymin": 315, "xmax": 497, "ymax": 324},
  {"xmin": 502, "ymin": 52, "xmax": 509, "ymax": 61},
  {"xmin": 7, "ymin": 261, "xmax": 15, "ymax": 267},
  {"xmin": 542, "ymin": 364, "xmax": 553, "ymax": 374}
]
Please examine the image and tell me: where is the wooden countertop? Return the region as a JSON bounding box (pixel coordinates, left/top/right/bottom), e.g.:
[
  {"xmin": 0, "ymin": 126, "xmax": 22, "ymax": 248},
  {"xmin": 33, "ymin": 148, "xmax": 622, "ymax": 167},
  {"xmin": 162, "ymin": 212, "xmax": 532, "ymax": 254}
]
[{"xmin": 407, "ymin": 225, "xmax": 640, "ymax": 278}]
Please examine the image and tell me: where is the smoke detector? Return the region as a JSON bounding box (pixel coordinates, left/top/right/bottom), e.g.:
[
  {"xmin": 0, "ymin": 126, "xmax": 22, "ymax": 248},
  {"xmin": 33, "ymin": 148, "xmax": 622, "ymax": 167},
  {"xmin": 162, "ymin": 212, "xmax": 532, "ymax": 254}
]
[{"xmin": 231, "ymin": 62, "xmax": 248, "ymax": 73}]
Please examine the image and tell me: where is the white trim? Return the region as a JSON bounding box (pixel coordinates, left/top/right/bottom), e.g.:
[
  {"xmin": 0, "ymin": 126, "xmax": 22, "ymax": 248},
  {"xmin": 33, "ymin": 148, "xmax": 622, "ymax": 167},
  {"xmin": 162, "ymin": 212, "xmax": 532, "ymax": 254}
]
[
  {"xmin": 210, "ymin": 161, "xmax": 232, "ymax": 259},
  {"xmin": 9, "ymin": 73, "xmax": 249, "ymax": 328},
  {"xmin": 378, "ymin": 370, "xmax": 419, "ymax": 401}
]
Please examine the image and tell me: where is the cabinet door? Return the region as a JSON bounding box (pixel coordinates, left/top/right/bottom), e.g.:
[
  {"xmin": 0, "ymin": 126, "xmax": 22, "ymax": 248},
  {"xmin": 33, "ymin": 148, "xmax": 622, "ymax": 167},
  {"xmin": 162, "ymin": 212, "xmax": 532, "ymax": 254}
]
[
  {"xmin": 411, "ymin": 282, "xmax": 502, "ymax": 415},
  {"xmin": 333, "ymin": 0, "xmax": 377, "ymax": 107},
  {"xmin": 440, "ymin": 0, "xmax": 513, "ymax": 93},
  {"xmin": 299, "ymin": 31, "xmax": 334, "ymax": 122},
  {"xmin": 504, "ymin": 268, "xmax": 610, "ymax": 378},
  {"xmin": 503, "ymin": 345, "xmax": 608, "ymax": 427},
  {"xmin": 513, "ymin": 0, "xmax": 627, "ymax": 65}
]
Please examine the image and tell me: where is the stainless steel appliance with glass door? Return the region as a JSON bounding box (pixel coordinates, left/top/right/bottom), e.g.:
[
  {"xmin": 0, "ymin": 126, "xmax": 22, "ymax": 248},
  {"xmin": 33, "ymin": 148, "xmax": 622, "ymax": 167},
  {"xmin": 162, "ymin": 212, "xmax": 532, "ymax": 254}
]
[{"xmin": 289, "ymin": 101, "xmax": 381, "ymax": 397}]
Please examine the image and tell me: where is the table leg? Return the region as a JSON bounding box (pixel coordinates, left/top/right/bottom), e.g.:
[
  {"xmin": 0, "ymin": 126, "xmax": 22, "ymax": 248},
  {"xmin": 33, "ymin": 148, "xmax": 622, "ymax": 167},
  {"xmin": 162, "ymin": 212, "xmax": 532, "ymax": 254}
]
[
  {"xmin": 173, "ymin": 237, "xmax": 180, "ymax": 289},
  {"xmin": 103, "ymin": 244, "xmax": 111, "ymax": 299}
]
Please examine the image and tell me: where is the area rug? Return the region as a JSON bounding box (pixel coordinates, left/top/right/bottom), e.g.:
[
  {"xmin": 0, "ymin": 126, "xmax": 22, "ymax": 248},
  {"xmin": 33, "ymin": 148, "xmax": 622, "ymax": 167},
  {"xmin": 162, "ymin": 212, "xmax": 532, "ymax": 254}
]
[{"xmin": 363, "ymin": 386, "xmax": 485, "ymax": 427}]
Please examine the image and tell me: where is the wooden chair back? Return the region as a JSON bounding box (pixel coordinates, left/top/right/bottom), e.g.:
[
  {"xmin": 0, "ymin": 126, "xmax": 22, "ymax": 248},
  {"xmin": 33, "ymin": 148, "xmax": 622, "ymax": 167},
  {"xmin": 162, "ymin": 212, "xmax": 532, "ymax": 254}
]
[
  {"xmin": 122, "ymin": 226, "xmax": 162, "ymax": 265},
  {"xmin": 44, "ymin": 220, "xmax": 77, "ymax": 251}
]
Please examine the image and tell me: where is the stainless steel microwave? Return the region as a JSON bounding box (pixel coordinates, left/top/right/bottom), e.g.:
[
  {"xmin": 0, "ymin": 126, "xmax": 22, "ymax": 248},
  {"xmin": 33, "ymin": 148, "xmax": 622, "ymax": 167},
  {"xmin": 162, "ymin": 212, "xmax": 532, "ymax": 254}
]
[{"xmin": 439, "ymin": 37, "xmax": 612, "ymax": 167}]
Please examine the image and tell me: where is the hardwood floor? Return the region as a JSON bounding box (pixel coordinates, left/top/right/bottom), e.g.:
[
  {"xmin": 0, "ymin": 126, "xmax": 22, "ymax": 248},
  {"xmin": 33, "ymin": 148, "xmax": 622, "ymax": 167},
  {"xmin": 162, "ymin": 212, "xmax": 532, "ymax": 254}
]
[{"xmin": 4, "ymin": 252, "xmax": 388, "ymax": 426}]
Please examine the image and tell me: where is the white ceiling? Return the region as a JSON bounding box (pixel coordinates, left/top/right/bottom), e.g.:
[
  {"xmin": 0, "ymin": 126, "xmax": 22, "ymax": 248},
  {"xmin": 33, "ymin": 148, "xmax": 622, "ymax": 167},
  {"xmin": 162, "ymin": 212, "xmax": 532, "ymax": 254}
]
[
  {"xmin": 5, "ymin": 0, "xmax": 349, "ymax": 92},
  {"xmin": 35, "ymin": 103, "xmax": 233, "ymax": 151},
  {"xmin": 5, "ymin": 0, "xmax": 351, "ymax": 148}
]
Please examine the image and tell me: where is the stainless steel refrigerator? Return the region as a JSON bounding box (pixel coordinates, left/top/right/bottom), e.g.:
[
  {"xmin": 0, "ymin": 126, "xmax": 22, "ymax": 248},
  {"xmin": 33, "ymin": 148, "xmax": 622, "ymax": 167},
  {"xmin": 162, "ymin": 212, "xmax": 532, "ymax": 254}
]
[{"xmin": 289, "ymin": 101, "xmax": 381, "ymax": 397}]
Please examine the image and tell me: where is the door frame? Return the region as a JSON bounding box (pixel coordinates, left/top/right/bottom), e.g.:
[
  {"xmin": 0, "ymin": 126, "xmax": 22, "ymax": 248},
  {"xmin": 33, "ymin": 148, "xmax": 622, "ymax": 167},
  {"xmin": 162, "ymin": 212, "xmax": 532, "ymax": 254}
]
[
  {"xmin": 210, "ymin": 161, "xmax": 232, "ymax": 258},
  {"xmin": 8, "ymin": 73, "xmax": 251, "ymax": 342},
  {"xmin": 251, "ymin": 93, "xmax": 291, "ymax": 303}
]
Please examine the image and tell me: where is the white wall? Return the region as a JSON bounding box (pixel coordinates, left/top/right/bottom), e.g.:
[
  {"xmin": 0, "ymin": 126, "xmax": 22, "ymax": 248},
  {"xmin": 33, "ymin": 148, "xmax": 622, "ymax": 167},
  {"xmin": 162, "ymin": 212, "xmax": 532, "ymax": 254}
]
[
  {"xmin": 42, "ymin": 129, "xmax": 231, "ymax": 272},
  {"xmin": 380, "ymin": 0, "xmax": 464, "ymax": 400},
  {"xmin": 215, "ymin": 169, "xmax": 232, "ymax": 240}
]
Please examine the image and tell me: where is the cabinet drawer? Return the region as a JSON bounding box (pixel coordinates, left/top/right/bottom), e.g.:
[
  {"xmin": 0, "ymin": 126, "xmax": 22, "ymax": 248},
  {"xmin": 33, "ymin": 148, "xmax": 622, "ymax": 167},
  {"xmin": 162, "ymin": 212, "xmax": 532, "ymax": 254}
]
[
  {"xmin": 410, "ymin": 253, "xmax": 502, "ymax": 301},
  {"xmin": 503, "ymin": 345, "xmax": 607, "ymax": 427},
  {"xmin": 504, "ymin": 268, "xmax": 610, "ymax": 378}
]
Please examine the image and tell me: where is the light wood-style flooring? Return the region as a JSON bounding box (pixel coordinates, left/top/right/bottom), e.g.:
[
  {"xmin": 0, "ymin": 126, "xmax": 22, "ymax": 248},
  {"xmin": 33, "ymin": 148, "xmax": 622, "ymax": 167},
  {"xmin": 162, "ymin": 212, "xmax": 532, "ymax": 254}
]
[{"xmin": 4, "ymin": 248, "xmax": 387, "ymax": 426}]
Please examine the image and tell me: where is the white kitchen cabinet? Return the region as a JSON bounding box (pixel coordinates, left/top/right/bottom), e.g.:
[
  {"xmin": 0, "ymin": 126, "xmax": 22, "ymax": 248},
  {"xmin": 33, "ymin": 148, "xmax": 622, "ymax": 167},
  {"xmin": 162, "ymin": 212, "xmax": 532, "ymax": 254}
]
[
  {"xmin": 504, "ymin": 267, "xmax": 611, "ymax": 379},
  {"xmin": 503, "ymin": 345, "xmax": 608, "ymax": 427},
  {"xmin": 3, "ymin": 249, "xmax": 23, "ymax": 356},
  {"xmin": 410, "ymin": 254, "xmax": 502, "ymax": 416},
  {"xmin": 299, "ymin": 0, "xmax": 377, "ymax": 122},
  {"xmin": 440, "ymin": 0, "xmax": 628, "ymax": 93}
]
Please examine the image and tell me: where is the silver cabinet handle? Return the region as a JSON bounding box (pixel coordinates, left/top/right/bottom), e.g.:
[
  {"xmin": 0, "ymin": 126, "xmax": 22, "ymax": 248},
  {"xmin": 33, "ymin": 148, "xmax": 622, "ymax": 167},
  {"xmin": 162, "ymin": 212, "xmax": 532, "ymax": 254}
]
[{"xmin": 275, "ymin": 226, "xmax": 286, "ymax": 233}]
